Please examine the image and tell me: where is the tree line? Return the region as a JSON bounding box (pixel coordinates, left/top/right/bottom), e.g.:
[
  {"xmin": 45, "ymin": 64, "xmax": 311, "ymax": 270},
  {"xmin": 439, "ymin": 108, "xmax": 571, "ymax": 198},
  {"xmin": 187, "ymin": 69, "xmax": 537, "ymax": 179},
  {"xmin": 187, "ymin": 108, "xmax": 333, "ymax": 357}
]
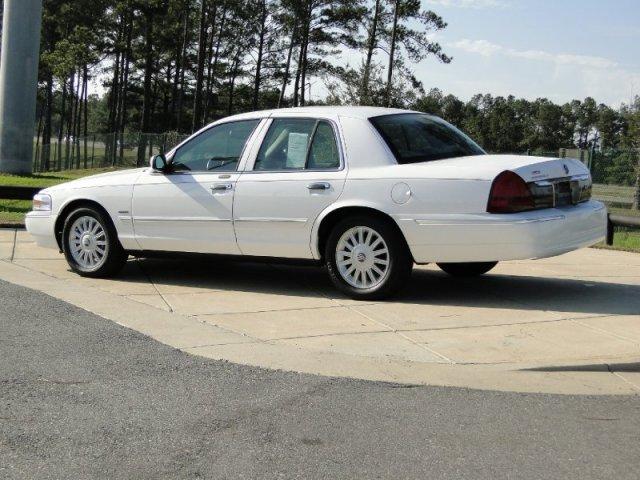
[
  {"xmin": 0, "ymin": 0, "xmax": 637, "ymax": 179},
  {"xmin": 30, "ymin": 0, "xmax": 450, "ymax": 169},
  {"xmin": 414, "ymin": 90, "xmax": 640, "ymax": 155}
]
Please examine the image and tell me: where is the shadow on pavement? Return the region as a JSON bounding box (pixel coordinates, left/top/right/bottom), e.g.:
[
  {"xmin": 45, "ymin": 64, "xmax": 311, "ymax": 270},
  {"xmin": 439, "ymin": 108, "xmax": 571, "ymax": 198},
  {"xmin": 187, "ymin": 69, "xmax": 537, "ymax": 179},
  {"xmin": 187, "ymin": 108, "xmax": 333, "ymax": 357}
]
[
  {"xmin": 108, "ymin": 257, "xmax": 640, "ymax": 317},
  {"xmin": 524, "ymin": 362, "xmax": 640, "ymax": 373}
]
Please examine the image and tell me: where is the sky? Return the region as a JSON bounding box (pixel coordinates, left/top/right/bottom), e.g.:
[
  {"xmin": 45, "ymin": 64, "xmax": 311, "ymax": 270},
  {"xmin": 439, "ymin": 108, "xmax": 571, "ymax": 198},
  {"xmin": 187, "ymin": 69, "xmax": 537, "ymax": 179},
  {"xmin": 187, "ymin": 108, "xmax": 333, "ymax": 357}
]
[{"xmin": 338, "ymin": 0, "xmax": 640, "ymax": 108}]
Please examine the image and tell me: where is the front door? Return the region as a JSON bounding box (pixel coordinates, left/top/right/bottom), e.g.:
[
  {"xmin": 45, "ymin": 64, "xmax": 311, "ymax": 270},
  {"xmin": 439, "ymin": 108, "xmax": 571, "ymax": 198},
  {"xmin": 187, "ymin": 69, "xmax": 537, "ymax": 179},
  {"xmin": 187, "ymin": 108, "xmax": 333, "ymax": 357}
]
[
  {"xmin": 233, "ymin": 117, "xmax": 347, "ymax": 258},
  {"xmin": 132, "ymin": 119, "xmax": 261, "ymax": 253}
]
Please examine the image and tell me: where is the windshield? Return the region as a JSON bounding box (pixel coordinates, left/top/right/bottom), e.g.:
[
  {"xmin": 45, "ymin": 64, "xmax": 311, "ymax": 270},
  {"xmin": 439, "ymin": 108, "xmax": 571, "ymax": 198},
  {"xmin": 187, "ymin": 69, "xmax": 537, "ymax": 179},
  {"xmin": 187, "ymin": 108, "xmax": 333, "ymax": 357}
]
[{"xmin": 370, "ymin": 113, "xmax": 485, "ymax": 164}]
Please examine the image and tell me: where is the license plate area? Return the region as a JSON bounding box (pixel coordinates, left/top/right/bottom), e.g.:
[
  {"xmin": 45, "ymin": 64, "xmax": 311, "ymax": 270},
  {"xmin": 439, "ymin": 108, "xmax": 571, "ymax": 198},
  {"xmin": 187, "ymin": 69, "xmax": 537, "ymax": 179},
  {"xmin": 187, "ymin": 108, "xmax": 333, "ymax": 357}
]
[
  {"xmin": 553, "ymin": 181, "xmax": 578, "ymax": 207},
  {"xmin": 556, "ymin": 175, "xmax": 591, "ymax": 206},
  {"xmin": 530, "ymin": 175, "xmax": 591, "ymax": 208}
]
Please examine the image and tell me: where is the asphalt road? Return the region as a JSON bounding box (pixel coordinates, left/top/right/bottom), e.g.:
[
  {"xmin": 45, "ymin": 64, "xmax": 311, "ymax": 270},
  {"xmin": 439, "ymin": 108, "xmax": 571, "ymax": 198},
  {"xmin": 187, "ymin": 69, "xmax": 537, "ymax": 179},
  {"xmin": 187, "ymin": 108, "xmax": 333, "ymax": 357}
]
[{"xmin": 1, "ymin": 280, "xmax": 639, "ymax": 480}]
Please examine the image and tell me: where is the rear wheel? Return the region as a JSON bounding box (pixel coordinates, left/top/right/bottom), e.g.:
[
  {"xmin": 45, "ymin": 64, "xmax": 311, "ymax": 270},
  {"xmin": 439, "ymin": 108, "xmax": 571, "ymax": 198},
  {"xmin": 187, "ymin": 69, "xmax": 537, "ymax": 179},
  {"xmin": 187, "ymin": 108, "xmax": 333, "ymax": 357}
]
[
  {"xmin": 437, "ymin": 261, "xmax": 497, "ymax": 277},
  {"xmin": 62, "ymin": 207, "xmax": 127, "ymax": 278},
  {"xmin": 325, "ymin": 216, "xmax": 413, "ymax": 300}
]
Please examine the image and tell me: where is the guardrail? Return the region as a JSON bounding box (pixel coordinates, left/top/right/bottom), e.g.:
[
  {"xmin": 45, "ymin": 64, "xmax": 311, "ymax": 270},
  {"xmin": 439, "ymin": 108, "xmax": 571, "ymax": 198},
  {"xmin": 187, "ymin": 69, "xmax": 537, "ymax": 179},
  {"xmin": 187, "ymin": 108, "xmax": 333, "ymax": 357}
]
[
  {"xmin": 607, "ymin": 213, "xmax": 640, "ymax": 245},
  {"xmin": 0, "ymin": 185, "xmax": 41, "ymax": 200}
]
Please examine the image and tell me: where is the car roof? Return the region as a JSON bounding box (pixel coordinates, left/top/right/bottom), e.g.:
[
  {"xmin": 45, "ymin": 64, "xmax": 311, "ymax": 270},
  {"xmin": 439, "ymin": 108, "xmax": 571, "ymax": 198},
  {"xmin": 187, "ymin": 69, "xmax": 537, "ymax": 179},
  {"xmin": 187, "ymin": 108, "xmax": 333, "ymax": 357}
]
[{"xmin": 217, "ymin": 106, "xmax": 417, "ymax": 123}]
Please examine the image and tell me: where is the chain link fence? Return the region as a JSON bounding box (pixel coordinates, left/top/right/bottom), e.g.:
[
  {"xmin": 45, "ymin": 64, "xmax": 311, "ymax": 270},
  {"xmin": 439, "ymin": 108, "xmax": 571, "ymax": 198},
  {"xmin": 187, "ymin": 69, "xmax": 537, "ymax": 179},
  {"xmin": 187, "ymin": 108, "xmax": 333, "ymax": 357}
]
[{"xmin": 33, "ymin": 132, "xmax": 190, "ymax": 172}]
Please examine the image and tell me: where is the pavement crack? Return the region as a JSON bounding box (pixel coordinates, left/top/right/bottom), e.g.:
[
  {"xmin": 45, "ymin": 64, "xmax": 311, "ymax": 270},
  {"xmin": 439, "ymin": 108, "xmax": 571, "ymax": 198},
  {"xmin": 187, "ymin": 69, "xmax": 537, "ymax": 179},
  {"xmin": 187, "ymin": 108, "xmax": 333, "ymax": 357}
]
[
  {"xmin": 9, "ymin": 228, "xmax": 17, "ymax": 262},
  {"xmin": 346, "ymin": 304, "xmax": 456, "ymax": 364},
  {"xmin": 136, "ymin": 258, "xmax": 174, "ymax": 313},
  {"xmin": 573, "ymin": 319, "xmax": 640, "ymax": 345},
  {"xmin": 606, "ymin": 363, "xmax": 640, "ymax": 392}
]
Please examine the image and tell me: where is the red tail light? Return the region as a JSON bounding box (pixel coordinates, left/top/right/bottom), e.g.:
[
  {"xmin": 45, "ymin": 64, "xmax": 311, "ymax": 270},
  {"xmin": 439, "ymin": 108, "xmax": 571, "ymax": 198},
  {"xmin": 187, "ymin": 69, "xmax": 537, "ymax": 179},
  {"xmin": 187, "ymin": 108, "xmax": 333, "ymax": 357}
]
[{"xmin": 487, "ymin": 171, "xmax": 535, "ymax": 213}]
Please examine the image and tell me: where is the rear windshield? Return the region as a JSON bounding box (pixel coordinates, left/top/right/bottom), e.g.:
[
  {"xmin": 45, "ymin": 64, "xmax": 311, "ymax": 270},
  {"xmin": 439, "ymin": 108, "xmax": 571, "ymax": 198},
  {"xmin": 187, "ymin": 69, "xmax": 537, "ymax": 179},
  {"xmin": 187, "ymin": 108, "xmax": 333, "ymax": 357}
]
[{"xmin": 370, "ymin": 113, "xmax": 485, "ymax": 164}]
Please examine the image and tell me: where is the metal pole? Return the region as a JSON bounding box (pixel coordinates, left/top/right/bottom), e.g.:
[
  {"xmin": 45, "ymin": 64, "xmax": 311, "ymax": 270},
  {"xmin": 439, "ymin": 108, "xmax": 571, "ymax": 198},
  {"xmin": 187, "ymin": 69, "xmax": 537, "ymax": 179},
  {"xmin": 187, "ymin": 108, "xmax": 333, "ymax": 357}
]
[{"xmin": 0, "ymin": 0, "xmax": 44, "ymax": 174}]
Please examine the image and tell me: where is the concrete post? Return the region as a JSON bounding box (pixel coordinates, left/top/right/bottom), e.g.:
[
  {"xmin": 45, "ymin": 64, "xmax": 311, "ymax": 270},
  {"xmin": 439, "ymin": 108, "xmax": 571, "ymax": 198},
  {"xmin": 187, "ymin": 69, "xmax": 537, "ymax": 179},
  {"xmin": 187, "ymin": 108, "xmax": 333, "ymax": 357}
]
[{"xmin": 0, "ymin": 0, "xmax": 44, "ymax": 174}]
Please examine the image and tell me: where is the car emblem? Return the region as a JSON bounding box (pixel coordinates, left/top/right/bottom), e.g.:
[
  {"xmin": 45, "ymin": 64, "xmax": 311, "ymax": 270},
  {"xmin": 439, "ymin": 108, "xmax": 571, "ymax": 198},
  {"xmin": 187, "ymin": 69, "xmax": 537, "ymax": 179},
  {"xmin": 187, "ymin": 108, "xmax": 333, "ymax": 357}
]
[
  {"xmin": 563, "ymin": 164, "xmax": 569, "ymax": 175},
  {"xmin": 357, "ymin": 252, "xmax": 366, "ymax": 263}
]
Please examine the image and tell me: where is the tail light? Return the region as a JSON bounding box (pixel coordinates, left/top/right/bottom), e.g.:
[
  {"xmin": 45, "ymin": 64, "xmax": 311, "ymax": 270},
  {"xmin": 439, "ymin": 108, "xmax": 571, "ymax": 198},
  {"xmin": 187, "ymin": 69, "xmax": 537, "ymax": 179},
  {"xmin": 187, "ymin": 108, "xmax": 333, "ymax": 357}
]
[{"xmin": 487, "ymin": 171, "xmax": 535, "ymax": 213}]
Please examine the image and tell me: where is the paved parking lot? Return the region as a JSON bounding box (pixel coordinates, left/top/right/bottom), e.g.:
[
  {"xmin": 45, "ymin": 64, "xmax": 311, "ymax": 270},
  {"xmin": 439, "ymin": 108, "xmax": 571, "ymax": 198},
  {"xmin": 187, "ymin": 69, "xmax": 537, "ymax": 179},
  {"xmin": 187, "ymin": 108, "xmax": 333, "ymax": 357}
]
[
  {"xmin": 1, "ymin": 229, "xmax": 639, "ymax": 394},
  {"xmin": 3, "ymin": 279, "xmax": 639, "ymax": 479}
]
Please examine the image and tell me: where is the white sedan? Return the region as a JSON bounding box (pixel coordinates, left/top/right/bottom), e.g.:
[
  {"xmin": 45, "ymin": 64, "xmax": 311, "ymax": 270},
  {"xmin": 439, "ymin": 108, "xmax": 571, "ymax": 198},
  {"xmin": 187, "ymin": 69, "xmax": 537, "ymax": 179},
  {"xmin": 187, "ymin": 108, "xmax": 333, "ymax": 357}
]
[{"xmin": 26, "ymin": 107, "xmax": 607, "ymax": 299}]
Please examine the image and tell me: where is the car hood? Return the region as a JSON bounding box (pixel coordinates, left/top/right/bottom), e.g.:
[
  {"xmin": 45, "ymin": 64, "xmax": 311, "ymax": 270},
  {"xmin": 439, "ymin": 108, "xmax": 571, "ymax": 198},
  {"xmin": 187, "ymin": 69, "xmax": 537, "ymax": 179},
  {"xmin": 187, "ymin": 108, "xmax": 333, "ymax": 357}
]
[
  {"xmin": 42, "ymin": 168, "xmax": 147, "ymax": 193},
  {"xmin": 394, "ymin": 155, "xmax": 590, "ymax": 182}
]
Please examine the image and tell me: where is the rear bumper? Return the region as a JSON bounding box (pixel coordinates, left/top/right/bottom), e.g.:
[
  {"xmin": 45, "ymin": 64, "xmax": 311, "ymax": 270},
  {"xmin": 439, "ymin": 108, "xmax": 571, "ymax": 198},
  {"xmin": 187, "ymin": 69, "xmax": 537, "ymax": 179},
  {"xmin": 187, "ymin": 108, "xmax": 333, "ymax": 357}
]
[
  {"xmin": 397, "ymin": 200, "xmax": 607, "ymax": 263},
  {"xmin": 25, "ymin": 212, "xmax": 59, "ymax": 249}
]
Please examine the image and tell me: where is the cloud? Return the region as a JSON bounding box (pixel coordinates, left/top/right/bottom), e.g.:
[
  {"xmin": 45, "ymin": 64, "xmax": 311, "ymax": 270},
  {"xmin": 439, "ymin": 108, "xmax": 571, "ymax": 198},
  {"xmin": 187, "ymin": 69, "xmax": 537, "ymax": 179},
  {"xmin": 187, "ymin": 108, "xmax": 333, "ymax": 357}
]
[
  {"xmin": 449, "ymin": 38, "xmax": 619, "ymax": 69},
  {"xmin": 449, "ymin": 39, "xmax": 502, "ymax": 57},
  {"xmin": 441, "ymin": 38, "xmax": 639, "ymax": 106},
  {"xmin": 428, "ymin": 0, "xmax": 509, "ymax": 8}
]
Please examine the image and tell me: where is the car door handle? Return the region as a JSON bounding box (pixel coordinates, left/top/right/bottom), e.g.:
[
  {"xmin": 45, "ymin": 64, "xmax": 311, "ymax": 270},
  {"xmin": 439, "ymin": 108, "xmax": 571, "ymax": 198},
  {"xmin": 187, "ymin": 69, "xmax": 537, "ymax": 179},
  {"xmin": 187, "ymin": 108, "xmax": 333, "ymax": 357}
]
[
  {"xmin": 307, "ymin": 182, "xmax": 331, "ymax": 191},
  {"xmin": 211, "ymin": 183, "xmax": 233, "ymax": 193}
]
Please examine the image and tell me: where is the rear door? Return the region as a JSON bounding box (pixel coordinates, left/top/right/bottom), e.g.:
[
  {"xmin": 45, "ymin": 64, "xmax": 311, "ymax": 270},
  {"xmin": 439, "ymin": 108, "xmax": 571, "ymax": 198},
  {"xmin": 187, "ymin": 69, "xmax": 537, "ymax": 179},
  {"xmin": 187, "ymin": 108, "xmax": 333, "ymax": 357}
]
[{"xmin": 233, "ymin": 115, "xmax": 347, "ymax": 258}]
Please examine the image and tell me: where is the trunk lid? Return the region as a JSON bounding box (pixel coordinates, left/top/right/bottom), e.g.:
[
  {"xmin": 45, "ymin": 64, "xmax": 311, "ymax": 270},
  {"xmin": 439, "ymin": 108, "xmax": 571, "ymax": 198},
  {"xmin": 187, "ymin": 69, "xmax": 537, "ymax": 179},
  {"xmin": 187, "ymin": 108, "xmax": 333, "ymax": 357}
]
[{"xmin": 396, "ymin": 154, "xmax": 590, "ymax": 182}]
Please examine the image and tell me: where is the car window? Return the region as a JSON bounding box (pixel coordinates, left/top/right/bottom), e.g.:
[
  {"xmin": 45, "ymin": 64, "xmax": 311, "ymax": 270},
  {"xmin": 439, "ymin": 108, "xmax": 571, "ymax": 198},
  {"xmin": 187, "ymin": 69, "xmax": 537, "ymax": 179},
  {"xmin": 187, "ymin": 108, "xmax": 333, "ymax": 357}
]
[
  {"xmin": 171, "ymin": 119, "xmax": 259, "ymax": 172},
  {"xmin": 254, "ymin": 118, "xmax": 340, "ymax": 171},
  {"xmin": 370, "ymin": 113, "xmax": 485, "ymax": 164},
  {"xmin": 308, "ymin": 122, "xmax": 340, "ymax": 169}
]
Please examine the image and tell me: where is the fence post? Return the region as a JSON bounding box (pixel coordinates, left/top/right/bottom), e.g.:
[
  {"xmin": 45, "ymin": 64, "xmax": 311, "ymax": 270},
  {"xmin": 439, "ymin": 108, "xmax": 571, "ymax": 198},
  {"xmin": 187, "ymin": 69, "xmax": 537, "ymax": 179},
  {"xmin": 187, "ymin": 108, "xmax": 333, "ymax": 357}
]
[
  {"xmin": 34, "ymin": 143, "xmax": 40, "ymax": 172},
  {"xmin": 91, "ymin": 134, "xmax": 96, "ymax": 168}
]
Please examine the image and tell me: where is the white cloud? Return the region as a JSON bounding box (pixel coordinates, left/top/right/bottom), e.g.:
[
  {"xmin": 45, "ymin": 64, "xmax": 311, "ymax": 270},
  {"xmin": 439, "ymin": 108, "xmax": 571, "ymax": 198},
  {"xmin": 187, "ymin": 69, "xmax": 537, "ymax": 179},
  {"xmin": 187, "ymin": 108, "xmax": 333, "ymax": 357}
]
[
  {"xmin": 449, "ymin": 38, "xmax": 619, "ymax": 69},
  {"xmin": 449, "ymin": 39, "xmax": 502, "ymax": 57},
  {"xmin": 428, "ymin": 0, "xmax": 509, "ymax": 8},
  {"xmin": 440, "ymin": 38, "xmax": 639, "ymax": 106}
]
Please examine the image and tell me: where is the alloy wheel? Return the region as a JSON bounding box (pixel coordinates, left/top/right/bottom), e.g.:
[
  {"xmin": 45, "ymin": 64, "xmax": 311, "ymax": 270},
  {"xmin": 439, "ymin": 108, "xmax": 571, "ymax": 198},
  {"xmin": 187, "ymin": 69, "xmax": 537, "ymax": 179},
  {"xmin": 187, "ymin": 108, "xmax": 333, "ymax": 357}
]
[
  {"xmin": 68, "ymin": 215, "xmax": 109, "ymax": 271},
  {"xmin": 335, "ymin": 226, "xmax": 390, "ymax": 289}
]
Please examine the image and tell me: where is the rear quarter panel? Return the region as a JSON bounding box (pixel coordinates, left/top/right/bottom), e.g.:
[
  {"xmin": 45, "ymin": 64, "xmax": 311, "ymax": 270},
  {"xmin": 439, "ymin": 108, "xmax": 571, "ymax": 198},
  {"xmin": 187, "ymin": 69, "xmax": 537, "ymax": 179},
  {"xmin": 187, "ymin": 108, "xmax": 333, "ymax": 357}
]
[{"xmin": 309, "ymin": 164, "xmax": 492, "ymax": 259}]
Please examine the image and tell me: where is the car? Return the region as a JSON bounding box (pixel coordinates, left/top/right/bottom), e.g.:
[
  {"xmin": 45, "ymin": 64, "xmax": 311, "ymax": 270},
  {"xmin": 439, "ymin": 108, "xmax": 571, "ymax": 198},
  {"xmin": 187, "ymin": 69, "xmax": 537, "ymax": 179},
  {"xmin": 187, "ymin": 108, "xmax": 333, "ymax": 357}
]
[{"xmin": 26, "ymin": 106, "xmax": 607, "ymax": 299}]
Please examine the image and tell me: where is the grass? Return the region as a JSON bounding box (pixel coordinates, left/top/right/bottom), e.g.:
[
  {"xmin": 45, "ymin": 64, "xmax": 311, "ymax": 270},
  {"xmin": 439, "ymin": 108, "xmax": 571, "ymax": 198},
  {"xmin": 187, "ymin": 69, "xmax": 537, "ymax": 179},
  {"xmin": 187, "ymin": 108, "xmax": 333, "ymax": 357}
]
[
  {"xmin": 0, "ymin": 167, "xmax": 120, "ymax": 187},
  {"xmin": 592, "ymin": 183, "xmax": 635, "ymax": 199},
  {"xmin": 0, "ymin": 167, "xmax": 122, "ymax": 225},
  {"xmin": 595, "ymin": 229, "xmax": 640, "ymax": 253}
]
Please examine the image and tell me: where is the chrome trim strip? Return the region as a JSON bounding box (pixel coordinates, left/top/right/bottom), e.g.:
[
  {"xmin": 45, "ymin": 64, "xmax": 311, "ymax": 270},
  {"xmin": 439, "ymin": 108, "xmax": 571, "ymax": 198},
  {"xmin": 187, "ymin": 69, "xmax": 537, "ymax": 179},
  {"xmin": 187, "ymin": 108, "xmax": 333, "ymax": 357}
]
[
  {"xmin": 414, "ymin": 215, "xmax": 566, "ymax": 226},
  {"xmin": 235, "ymin": 217, "xmax": 308, "ymax": 223},
  {"xmin": 133, "ymin": 216, "xmax": 230, "ymax": 223}
]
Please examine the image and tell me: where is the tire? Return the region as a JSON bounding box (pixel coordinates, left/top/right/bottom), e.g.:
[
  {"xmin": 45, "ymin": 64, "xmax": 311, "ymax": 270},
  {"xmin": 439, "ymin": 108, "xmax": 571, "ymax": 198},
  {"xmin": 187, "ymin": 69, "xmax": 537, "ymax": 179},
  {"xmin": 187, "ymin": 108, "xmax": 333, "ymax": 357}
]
[
  {"xmin": 437, "ymin": 261, "xmax": 497, "ymax": 277},
  {"xmin": 62, "ymin": 206, "xmax": 128, "ymax": 278},
  {"xmin": 325, "ymin": 216, "xmax": 413, "ymax": 300}
]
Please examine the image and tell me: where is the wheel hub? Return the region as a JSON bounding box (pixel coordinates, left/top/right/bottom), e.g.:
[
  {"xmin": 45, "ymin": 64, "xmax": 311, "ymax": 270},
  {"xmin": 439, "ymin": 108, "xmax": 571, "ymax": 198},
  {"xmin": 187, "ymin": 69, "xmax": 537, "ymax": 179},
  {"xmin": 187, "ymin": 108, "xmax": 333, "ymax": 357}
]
[{"xmin": 81, "ymin": 234, "xmax": 94, "ymax": 249}]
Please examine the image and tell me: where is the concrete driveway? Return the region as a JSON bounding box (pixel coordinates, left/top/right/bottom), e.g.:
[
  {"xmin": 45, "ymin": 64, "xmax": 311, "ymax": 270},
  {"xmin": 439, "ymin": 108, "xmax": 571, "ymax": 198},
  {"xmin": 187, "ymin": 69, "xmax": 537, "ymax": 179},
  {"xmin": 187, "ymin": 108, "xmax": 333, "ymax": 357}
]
[{"xmin": 1, "ymin": 229, "xmax": 639, "ymax": 395}]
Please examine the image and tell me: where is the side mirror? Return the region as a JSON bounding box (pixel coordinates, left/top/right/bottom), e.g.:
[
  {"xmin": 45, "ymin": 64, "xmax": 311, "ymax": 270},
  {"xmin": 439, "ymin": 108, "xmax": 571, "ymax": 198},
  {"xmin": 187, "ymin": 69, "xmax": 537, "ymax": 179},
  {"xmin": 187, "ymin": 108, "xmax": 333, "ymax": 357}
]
[{"xmin": 150, "ymin": 153, "xmax": 168, "ymax": 172}]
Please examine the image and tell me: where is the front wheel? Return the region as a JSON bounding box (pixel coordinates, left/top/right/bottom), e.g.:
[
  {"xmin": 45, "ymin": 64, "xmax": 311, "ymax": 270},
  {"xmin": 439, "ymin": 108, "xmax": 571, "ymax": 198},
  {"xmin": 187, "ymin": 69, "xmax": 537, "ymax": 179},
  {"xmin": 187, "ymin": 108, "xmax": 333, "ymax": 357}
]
[
  {"xmin": 325, "ymin": 216, "xmax": 413, "ymax": 300},
  {"xmin": 437, "ymin": 261, "xmax": 498, "ymax": 277},
  {"xmin": 62, "ymin": 207, "xmax": 128, "ymax": 278}
]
